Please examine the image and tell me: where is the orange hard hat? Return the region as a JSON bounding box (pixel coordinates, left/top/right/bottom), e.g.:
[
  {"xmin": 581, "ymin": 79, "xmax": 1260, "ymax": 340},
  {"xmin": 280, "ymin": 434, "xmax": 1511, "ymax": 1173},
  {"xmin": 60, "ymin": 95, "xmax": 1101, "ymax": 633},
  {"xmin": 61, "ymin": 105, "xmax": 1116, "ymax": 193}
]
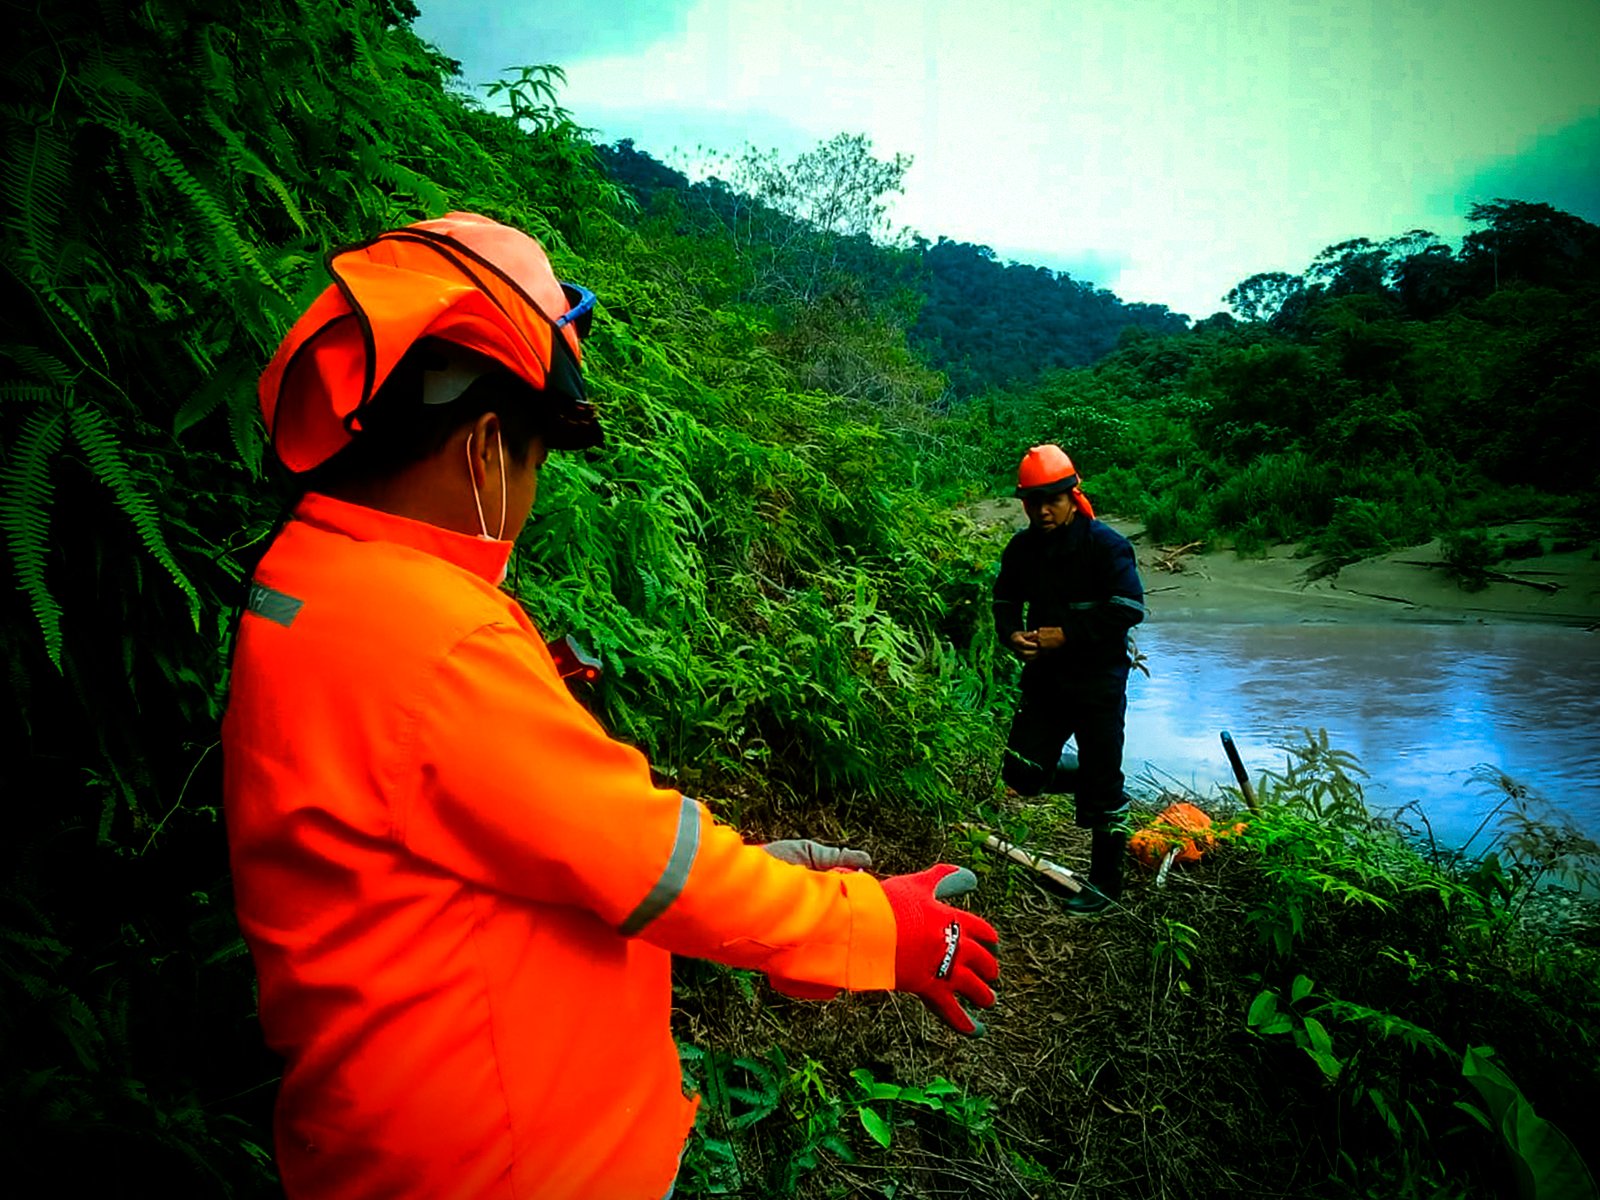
[
  {"xmin": 1015, "ymin": 444, "xmax": 1080, "ymax": 498},
  {"xmin": 259, "ymin": 212, "xmax": 601, "ymax": 473}
]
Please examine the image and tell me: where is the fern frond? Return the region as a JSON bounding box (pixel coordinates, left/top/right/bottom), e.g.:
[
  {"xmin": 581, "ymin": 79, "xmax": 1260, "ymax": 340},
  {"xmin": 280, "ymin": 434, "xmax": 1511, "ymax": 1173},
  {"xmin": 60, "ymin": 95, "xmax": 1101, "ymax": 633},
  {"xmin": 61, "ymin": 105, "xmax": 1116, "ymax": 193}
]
[
  {"xmin": 205, "ymin": 935, "xmax": 250, "ymax": 965},
  {"xmin": 108, "ymin": 119, "xmax": 288, "ymax": 300},
  {"xmin": 66, "ymin": 402, "xmax": 201, "ymax": 627},
  {"xmin": 1, "ymin": 123, "xmax": 109, "ymax": 370},
  {"xmin": 359, "ymin": 148, "xmax": 448, "ymax": 216},
  {"xmin": 70, "ymin": 58, "xmax": 149, "ymax": 109},
  {"xmin": 202, "ymin": 111, "xmax": 307, "ymax": 235},
  {"xmin": 226, "ymin": 383, "xmax": 263, "ymax": 476},
  {"xmin": 60, "ymin": 989, "xmax": 105, "ymax": 1072},
  {"xmin": 24, "ymin": 267, "xmax": 112, "ymax": 370},
  {"xmin": 192, "ymin": 24, "xmax": 238, "ymax": 107},
  {"xmin": 339, "ymin": 106, "xmax": 385, "ymax": 153},
  {"xmin": 0, "ymin": 395, "xmax": 66, "ymax": 669},
  {"xmin": 0, "ymin": 343, "xmax": 77, "ymax": 386},
  {"xmin": 171, "ymin": 359, "xmax": 235, "ymax": 435},
  {"xmin": 1, "ymin": 121, "xmax": 70, "ymax": 258}
]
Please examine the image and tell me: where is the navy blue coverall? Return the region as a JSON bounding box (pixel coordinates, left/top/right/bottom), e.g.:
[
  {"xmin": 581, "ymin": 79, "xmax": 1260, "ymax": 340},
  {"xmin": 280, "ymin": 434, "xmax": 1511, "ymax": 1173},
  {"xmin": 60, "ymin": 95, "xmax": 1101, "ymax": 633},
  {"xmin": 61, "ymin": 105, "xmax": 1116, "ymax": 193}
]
[{"xmin": 992, "ymin": 513, "xmax": 1147, "ymax": 828}]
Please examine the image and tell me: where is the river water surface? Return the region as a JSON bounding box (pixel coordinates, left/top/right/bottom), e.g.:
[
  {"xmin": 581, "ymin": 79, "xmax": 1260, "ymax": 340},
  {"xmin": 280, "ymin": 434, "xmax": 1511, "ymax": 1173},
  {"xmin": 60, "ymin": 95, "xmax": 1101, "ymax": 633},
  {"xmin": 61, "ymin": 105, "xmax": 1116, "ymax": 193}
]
[{"xmin": 1122, "ymin": 623, "xmax": 1600, "ymax": 846}]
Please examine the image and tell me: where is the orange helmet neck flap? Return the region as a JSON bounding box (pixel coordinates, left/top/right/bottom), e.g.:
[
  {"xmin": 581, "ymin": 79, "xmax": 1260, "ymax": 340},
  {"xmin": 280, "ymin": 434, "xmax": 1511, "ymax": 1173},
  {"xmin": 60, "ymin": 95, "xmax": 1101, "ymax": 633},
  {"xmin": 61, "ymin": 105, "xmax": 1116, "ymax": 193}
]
[{"xmin": 260, "ymin": 212, "xmax": 601, "ymax": 474}]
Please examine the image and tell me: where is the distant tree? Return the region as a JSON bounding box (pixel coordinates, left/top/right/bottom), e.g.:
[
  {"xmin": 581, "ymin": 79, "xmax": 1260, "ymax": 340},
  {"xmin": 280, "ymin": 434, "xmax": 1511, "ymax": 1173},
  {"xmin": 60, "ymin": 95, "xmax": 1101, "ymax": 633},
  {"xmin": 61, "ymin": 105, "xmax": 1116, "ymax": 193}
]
[
  {"xmin": 1223, "ymin": 271, "xmax": 1304, "ymax": 323},
  {"xmin": 1191, "ymin": 311, "xmax": 1239, "ymax": 336},
  {"xmin": 1390, "ymin": 241, "xmax": 1461, "ymax": 319},
  {"xmin": 734, "ymin": 132, "xmax": 912, "ymax": 243},
  {"xmin": 1460, "ymin": 199, "xmax": 1600, "ymax": 292},
  {"xmin": 1305, "ymin": 238, "xmax": 1392, "ymax": 298},
  {"xmin": 1380, "ymin": 228, "xmax": 1447, "ymax": 268},
  {"xmin": 692, "ymin": 133, "xmax": 916, "ymax": 306}
]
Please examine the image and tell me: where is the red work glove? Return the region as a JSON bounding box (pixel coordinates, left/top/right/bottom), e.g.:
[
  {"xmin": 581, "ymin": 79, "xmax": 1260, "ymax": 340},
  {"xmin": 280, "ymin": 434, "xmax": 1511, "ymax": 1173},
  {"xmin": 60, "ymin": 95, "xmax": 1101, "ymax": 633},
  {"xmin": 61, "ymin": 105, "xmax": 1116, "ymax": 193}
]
[{"xmin": 881, "ymin": 865, "xmax": 1000, "ymax": 1035}]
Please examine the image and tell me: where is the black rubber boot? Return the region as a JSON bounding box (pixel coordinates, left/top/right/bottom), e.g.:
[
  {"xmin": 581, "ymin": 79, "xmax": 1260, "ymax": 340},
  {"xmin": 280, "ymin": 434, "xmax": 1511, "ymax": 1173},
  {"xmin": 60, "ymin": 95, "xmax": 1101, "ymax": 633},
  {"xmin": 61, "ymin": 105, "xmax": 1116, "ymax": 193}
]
[{"xmin": 1063, "ymin": 828, "xmax": 1127, "ymax": 915}]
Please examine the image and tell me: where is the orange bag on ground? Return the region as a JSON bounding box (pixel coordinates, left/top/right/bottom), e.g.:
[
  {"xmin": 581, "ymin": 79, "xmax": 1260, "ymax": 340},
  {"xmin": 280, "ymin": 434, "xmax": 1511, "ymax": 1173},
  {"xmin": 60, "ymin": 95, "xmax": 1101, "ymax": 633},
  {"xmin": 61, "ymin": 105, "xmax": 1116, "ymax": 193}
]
[{"xmin": 1131, "ymin": 801, "xmax": 1219, "ymax": 869}]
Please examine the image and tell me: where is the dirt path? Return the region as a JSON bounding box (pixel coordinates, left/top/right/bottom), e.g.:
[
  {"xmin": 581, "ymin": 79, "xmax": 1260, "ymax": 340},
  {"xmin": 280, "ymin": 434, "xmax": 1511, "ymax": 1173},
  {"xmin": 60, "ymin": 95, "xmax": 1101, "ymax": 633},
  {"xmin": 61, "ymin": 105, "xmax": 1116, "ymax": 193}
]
[{"xmin": 960, "ymin": 502, "xmax": 1600, "ymax": 627}]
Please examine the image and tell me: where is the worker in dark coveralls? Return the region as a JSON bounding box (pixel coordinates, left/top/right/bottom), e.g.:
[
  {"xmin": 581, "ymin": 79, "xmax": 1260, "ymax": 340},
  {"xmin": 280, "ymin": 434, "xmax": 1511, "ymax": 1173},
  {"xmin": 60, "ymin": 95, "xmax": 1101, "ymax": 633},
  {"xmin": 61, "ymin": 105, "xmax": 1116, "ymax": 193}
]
[{"xmin": 992, "ymin": 444, "xmax": 1147, "ymax": 914}]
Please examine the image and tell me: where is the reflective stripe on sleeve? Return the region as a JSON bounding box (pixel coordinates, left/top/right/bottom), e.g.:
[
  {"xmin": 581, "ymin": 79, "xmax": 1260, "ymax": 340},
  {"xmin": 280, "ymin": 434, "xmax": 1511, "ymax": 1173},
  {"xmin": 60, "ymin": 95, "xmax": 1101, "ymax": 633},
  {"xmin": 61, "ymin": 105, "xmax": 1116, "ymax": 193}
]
[
  {"xmin": 1108, "ymin": 595, "xmax": 1148, "ymax": 617},
  {"xmin": 619, "ymin": 795, "xmax": 702, "ymax": 937},
  {"xmin": 246, "ymin": 581, "xmax": 305, "ymax": 628}
]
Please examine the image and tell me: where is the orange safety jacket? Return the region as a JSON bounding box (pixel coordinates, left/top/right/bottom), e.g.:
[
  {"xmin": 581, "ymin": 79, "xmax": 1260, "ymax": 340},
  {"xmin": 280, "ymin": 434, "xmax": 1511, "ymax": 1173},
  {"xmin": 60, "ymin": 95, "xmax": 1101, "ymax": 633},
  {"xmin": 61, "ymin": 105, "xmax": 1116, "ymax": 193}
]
[{"xmin": 222, "ymin": 493, "xmax": 897, "ymax": 1199}]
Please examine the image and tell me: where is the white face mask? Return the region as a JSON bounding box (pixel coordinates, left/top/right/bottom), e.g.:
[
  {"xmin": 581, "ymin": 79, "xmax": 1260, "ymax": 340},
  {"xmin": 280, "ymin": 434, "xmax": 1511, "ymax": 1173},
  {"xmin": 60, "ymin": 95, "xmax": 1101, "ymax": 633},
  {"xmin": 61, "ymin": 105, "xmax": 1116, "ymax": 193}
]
[
  {"xmin": 467, "ymin": 428, "xmax": 511, "ymax": 585},
  {"xmin": 468, "ymin": 427, "xmax": 508, "ymax": 542}
]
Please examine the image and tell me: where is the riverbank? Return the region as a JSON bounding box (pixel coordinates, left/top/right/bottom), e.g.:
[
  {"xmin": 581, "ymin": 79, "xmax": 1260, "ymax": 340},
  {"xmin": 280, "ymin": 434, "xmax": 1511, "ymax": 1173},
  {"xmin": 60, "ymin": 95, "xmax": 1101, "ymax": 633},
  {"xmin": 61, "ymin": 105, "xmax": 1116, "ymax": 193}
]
[{"xmin": 963, "ymin": 502, "xmax": 1600, "ymax": 627}]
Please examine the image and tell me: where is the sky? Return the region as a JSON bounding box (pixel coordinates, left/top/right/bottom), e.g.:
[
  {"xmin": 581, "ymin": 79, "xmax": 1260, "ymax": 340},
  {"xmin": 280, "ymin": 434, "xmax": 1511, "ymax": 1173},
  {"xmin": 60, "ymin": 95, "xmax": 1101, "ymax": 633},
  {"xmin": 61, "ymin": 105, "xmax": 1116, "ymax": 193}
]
[{"xmin": 413, "ymin": 0, "xmax": 1600, "ymax": 319}]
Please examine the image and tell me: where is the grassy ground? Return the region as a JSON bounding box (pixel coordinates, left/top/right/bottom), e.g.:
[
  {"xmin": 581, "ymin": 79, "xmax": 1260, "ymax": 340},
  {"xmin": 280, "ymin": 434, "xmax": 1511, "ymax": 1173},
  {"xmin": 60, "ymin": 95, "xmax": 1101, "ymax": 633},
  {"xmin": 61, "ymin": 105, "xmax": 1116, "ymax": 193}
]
[
  {"xmin": 674, "ymin": 765, "xmax": 1600, "ymax": 1199},
  {"xmin": 664, "ymin": 506, "xmax": 1600, "ymax": 1198}
]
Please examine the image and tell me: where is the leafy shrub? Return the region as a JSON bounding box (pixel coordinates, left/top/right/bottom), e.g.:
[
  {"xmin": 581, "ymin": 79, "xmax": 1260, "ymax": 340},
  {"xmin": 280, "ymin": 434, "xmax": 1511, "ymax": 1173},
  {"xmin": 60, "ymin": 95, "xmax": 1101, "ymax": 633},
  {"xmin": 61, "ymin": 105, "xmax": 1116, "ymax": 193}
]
[
  {"xmin": 1317, "ymin": 495, "xmax": 1397, "ymax": 558},
  {"xmin": 1210, "ymin": 450, "xmax": 1338, "ymax": 540},
  {"xmin": 1499, "ymin": 534, "xmax": 1544, "ymax": 560},
  {"xmin": 1442, "ymin": 528, "xmax": 1495, "ymax": 590},
  {"xmin": 1082, "ymin": 462, "xmax": 1151, "ymax": 518},
  {"xmin": 1143, "ymin": 477, "xmax": 1213, "ymax": 545},
  {"xmin": 1229, "ymin": 734, "xmax": 1600, "ymax": 1197}
]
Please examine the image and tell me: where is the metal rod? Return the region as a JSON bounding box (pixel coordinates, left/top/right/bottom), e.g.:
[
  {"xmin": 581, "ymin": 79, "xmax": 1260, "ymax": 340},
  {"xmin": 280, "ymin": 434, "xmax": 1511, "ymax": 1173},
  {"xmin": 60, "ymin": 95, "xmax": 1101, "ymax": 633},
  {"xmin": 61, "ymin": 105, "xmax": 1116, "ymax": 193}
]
[{"xmin": 1220, "ymin": 730, "xmax": 1259, "ymax": 813}]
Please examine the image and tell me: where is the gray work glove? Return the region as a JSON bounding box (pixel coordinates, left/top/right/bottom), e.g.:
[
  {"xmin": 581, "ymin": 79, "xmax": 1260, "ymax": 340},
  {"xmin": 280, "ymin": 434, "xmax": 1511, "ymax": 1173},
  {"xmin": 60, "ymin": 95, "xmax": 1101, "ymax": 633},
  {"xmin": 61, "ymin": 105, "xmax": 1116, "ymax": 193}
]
[{"xmin": 761, "ymin": 839, "xmax": 873, "ymax": 871}]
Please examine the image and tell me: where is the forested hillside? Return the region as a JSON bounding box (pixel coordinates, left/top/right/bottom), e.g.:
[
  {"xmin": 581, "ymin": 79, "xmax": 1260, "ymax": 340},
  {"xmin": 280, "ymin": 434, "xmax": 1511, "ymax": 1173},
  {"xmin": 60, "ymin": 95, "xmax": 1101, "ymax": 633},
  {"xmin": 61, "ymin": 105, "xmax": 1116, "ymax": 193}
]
[
  {"xmin": 598, "ymin": 138, "xmax": 1191, "ymax": 397},
  {"xmin": 598, "ymin": 135, "xmax": 1600, "ymax": 578},
  {"xmin": 947, "ymin": 201, "xmax": 1600, "ymax": 572},
  {"xmin": 4, "ymin": 1, "xmax": 1597, "ymax": 1196}
]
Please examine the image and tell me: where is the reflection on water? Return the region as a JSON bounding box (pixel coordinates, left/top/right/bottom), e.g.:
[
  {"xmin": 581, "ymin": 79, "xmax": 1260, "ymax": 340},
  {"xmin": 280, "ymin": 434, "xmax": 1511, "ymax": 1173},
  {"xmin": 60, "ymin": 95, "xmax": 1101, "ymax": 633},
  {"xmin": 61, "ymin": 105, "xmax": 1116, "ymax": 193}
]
[{"xmin": 1124, "ymin": 623, "xmax": 1600, "ymax": 846}]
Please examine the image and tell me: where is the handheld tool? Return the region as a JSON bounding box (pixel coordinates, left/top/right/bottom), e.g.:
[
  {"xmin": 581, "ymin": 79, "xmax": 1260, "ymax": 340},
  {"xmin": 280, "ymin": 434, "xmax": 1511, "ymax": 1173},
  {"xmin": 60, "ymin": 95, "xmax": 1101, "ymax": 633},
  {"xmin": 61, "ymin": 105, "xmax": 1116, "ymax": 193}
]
[{"xmin": 958, "ymin": 822, "xmax": 1084, "ymax": 894}]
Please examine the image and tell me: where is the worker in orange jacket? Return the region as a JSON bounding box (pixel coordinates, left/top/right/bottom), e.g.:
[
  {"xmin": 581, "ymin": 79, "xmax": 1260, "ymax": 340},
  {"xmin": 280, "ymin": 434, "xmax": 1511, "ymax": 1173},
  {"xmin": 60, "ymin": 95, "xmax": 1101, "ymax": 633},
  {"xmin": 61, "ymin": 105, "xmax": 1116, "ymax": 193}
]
[{"xmin": 222, "ymin": 213, "xmax": 999, "ymax": 1200}]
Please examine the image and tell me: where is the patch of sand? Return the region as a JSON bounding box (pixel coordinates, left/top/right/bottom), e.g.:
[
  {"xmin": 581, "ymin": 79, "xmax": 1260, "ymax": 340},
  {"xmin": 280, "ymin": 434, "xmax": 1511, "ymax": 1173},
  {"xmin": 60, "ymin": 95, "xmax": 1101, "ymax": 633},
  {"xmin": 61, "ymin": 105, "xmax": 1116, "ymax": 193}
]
[{"xmin": 959, "ymin": 502, "xmax": 1600, "ymax": 627}]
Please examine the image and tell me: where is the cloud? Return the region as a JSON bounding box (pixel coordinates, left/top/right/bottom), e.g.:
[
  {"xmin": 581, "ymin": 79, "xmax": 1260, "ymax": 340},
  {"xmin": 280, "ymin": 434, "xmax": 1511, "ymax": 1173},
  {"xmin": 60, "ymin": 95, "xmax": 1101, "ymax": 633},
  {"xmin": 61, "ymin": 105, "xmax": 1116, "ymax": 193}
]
[
  {"xmin": 416, "ymin": 0, "xmax": 1600, "ymax": 316},
  {"xmin": 987, "ymin": 245, "xmax": 1133, "ymax": 294},
  {"xmin": 1455, "ymin": 110, "xmax": 1600, "ymax": 226},
  {"xmin": 412, "ymin": 0, "xmax": 694, "ymax": 80}
]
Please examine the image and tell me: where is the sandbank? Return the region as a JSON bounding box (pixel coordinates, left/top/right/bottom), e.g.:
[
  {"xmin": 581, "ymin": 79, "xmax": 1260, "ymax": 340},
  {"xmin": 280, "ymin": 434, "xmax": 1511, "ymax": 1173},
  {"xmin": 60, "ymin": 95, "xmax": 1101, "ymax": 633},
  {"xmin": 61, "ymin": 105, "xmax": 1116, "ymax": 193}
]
[{"xmin": 962, "ymin": 502, "xmax": 1600, "ymax": 628}]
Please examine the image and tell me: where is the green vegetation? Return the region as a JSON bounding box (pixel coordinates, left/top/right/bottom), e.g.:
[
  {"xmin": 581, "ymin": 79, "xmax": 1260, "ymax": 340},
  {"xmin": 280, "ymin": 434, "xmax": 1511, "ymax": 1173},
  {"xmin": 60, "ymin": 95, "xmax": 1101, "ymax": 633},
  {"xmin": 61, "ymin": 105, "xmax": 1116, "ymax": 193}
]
[
  {"xmin": 933, "ymin": 205, "xmax": 1599, "ymax": 567},
  {"xmin": 600, "ymin": 138, "xmax": 1193, "ymax": 400},
  {"xmin": 4, "ymin": 0, "xmax": 1598, "ymax": 1195},
  {"xmin": 671, "ymin": 738, "xmax": 1600, "ymax": 1197}
]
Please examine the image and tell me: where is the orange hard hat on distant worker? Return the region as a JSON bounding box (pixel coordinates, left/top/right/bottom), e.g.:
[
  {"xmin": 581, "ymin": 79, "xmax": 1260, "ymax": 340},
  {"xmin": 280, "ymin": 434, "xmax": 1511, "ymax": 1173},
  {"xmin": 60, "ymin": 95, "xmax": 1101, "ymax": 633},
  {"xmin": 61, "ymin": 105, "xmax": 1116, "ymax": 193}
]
[
  {"xmin": 259, "ymin": 212, "xmax": 602, "ymax": 473},
  {"xmin": 1015, "ymin": 444, "xmax": 1096, "ymax": 517},
  {"xmin": 1015, "ymin": 444, "xmax": 1078, "ymax": 497},
  {"xmin": 1015, "ymin": 444, "xmax": 1079, "ymax": 497}
]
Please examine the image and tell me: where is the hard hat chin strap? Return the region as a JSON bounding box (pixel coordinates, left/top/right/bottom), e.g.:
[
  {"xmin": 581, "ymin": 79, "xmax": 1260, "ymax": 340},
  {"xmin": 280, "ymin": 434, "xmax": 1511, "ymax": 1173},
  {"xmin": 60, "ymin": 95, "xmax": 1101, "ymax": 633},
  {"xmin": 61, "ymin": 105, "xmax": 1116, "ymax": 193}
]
[{"xmin": 467, "ymin": 428, "xmax": 507, "ymax": 541}]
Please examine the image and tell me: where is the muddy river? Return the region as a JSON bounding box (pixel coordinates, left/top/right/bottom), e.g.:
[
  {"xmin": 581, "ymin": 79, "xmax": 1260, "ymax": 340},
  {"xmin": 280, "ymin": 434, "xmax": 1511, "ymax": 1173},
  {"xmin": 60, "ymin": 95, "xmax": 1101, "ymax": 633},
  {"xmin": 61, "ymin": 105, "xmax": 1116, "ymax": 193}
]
[{"xmin": 1122, "ymin": 622, "xmax": 1600, "ymax": 846}]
